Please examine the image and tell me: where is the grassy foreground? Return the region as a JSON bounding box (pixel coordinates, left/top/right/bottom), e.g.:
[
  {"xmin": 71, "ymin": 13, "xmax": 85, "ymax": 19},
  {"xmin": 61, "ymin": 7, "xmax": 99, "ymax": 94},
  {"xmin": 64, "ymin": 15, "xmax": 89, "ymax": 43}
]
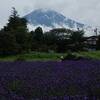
[
  {"xmin": 77, "ymin": 51, "xmax": 100, "ymax": 60},
  {"xmin": 0, "ymin": 51, "xmax": 100, "ymax": 61},
  {"xmin": 0, "ymin": 52, "xmax": 66, "ymax": 61}
]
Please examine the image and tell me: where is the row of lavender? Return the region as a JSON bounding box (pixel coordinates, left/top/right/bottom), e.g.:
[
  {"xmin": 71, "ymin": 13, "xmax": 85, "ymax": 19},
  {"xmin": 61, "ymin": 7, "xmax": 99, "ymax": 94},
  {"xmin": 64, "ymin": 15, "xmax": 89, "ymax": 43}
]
[
  {"xmin": 0, "ymin": 59, "xmax": 100, "ymax": 99},
  {"xmin": 0, "ymin": 95, "xmax": 99, "ymax": 100}
]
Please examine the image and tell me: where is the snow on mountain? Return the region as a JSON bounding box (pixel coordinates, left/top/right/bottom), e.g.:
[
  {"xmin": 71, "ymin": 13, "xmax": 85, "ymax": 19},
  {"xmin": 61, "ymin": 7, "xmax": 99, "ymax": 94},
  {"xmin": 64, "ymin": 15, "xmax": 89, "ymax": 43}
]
[
  {"xmin": 24, "ymin": 9, "xmax": 99, "ymax": 36},
  {"xmin": 27, "ymin": 23, "xmax": 52, "ymax": 32}
]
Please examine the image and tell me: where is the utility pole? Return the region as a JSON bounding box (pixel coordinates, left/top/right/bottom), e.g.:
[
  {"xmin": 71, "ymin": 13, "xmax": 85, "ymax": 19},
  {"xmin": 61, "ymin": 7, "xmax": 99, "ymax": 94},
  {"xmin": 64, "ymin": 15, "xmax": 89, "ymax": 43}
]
[
  {"xmin": 94, "ymin": 28, "xmax": 98, "ymax": 50},
  {"xmin": 94, "ymin": 28, "xmax": 98, "ymax": 36}
]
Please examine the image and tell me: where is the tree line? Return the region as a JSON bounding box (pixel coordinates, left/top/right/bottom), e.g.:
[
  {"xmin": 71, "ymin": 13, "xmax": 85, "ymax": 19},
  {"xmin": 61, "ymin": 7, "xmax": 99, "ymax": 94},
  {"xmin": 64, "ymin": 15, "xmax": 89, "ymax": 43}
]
[{"xmin": 0, "ymin": 8, "xmax": 100, "ymax": 55}]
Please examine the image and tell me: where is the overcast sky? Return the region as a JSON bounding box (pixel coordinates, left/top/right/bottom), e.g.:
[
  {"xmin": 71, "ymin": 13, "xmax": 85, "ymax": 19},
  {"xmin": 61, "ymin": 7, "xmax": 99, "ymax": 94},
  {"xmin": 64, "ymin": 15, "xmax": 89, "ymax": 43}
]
[{"xmin": 0, "ymin": 0, "xmax": 100, "ymax": 28}]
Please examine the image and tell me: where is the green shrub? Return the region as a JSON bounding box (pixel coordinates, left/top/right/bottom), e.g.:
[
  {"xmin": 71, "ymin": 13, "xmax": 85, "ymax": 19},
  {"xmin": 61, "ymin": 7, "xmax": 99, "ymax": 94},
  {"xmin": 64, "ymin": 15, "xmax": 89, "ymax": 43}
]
[{"xmin": 15, "ymin": 55, "xmax": 26, "ymax": 61}]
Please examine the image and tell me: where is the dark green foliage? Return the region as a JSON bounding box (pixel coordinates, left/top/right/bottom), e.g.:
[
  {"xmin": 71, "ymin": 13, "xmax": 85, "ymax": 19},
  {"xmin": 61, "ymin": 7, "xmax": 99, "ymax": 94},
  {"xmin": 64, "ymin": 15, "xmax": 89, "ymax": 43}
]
[
  {"xmin": 61, "ymin": 52, "xmax": 76, "ymax": 61},
  {"xmin": 57, "ymin": 39, "xmax": 70, "ymax": 53},
  {"xmin": 0, "ymin": 7, "xmax": 31, "ymax": 55},
  {"xmin": 43, "ymin": 28, "xmax": 72, "ymax": 53},
  {"xmin": 44, "ymin": 32, "xmax": 58, "ymax": 45},
  {"xmin": 0, "ymin": 31, "xmax": 18, "ymax": 55},
  {"xmin": 30, "ymin": 27, "xmax": 45, "ymax": 52},
  {"xmin": 69, "ymin": 30, "xmax": 84, "ymax": 51},
  {"xmin": 30, "ymin": 28, "xmax": 85, "ymax": 53},
  {"xmin": 15, "ymin": 55, "xmax": 26, "ymax": 61},
  {"xmin": 43, "ymin": 32, "xmax": 58, "ymax": 52},
  {"xmin": 43, "ymin": 28, "xmax": 84, "ymax": 53},
  {"xmin": 61, "ymin": 51, "xmax": 88, "ymax": 61},
  {"xmin": 4, "ymin": 8, "xmax": 27, "ymax": 32},
  {"xmin": 34, "ymin": 27, "xmax": 43, "ymax": 41}
]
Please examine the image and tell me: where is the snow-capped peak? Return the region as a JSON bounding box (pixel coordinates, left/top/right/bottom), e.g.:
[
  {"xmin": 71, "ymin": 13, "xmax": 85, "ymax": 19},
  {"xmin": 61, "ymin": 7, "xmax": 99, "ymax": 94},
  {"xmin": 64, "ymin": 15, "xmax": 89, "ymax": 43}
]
[{"xmin": 24, "ymin": 8, "xmax": 100, "ymax": 36}]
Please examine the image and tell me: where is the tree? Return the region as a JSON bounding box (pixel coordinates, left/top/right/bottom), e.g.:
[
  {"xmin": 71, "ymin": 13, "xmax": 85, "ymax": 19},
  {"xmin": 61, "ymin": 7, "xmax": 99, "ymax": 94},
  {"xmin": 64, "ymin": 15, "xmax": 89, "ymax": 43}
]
[
  {"xmin": 43, "ymin": 32, "xmax": 58, "ymax": 52},
  {"xmin": 34, "ymin": 27, "xmax": 43, "ymax": 41},
  {"xmin": 6, "ymin": 7, "xmax": 28, "ymax": 33},
  {"xmin": 50, "ymin": 28, "xmax": 72, "ymax": 40},
  {"xmin": 69, "ymin": 30, "xmax": 84, "ymax": 51},
  {"xmin": 2, "ymin": 7, "xmax": 30, "ymax": 54},
  {"xmin": 31, "ymin": 27, "xmax": 45, "ymax": 51},
  {"xmin": 44, "ymin": 32, "xmax": 58, "ymax": 45},
  {"xmin": 0, "ymin": 30, "xmax": 18, "ymax": 55},
  {"xmin": 30, "ymin": 27, "xmax": 45, "ymax": 51}
]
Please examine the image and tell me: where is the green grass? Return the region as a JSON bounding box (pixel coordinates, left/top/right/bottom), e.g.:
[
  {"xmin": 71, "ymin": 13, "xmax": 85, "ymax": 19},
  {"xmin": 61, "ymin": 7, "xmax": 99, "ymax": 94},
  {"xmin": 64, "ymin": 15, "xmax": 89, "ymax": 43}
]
[
  {"xmin": 0, "ymin": 51, "xmax": 100, "ymax": 61},
  {"xmin": 0, "ymin": 52, "xmax": 66, "ymax": 61},
  {"xmin": 76, "ymin": 51, "xmax": 100, "ymax": 60}
]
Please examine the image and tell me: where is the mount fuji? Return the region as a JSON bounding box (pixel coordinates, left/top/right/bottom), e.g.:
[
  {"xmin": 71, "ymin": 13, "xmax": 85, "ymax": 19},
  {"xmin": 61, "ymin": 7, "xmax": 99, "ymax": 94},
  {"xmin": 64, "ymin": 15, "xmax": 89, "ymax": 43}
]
[{"xmin": 24, "ymin": 9, "xmax": 98, "ymax": 36}]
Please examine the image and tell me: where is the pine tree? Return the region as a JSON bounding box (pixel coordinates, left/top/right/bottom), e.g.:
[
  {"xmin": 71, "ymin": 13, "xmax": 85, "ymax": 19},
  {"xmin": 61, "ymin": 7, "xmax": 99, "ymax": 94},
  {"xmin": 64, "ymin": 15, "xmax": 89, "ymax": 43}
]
[
  {"xmin": 0, "ymin": 7, "xmax": 30, "ymax": 55},
  {"xmin": 0, "ymin": 30, "xmax": 18, "ymax": 55},
  {"xmin": 34, "ymin": 27, "xmax": 43, "ymax": 41}
]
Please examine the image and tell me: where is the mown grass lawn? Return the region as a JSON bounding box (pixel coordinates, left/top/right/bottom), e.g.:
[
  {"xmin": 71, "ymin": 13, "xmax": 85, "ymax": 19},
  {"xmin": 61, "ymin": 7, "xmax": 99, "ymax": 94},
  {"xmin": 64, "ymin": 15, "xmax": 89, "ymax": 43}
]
[
  {"xmin": 77, "ymin": 51, "xmax": 100, "ymax": 60},
  {"xmin": 0, "ymin": 52, "xmax": 66, "ymax": 61},
  {"xmin": 0, "ymin": 51, "xmax": 100, "ymax": 61}
]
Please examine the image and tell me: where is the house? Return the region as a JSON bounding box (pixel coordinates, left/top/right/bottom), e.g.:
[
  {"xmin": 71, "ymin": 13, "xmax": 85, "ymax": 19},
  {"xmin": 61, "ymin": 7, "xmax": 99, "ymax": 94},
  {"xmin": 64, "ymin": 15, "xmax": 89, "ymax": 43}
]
[{"xmin": 84, "ymin": 36, "xmax": 98, "ymax": 51}]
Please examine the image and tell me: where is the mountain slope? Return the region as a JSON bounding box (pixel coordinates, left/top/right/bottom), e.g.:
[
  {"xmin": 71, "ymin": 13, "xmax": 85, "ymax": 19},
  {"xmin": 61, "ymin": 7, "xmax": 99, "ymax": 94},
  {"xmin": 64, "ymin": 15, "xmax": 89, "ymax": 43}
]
[
  {"xmin": 24, "ymin": 9, "xmax": 84, "ymax": 28},
  {"xmin": 24, "ymin": 9, "xmax": 98, "ymax": 36}
]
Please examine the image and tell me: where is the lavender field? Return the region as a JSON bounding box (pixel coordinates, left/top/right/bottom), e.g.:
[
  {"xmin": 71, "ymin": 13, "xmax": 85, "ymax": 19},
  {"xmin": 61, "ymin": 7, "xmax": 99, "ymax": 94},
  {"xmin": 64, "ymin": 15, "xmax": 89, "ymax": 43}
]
[{"xmin": 0, "ymin": 59, "xmax": 100, "ymax": 100}]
